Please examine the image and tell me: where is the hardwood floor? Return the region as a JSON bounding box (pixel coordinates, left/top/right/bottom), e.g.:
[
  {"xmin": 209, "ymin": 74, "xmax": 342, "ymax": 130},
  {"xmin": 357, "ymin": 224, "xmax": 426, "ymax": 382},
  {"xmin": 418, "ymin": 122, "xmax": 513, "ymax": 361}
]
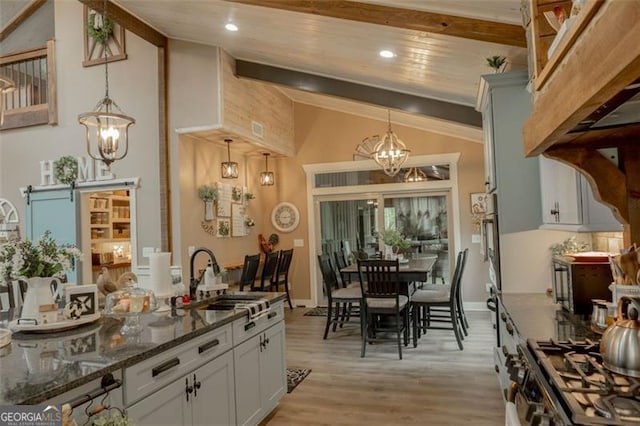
[{"xmin": 266, "ymin": 308, "xmax": 505, "ymax": 425}]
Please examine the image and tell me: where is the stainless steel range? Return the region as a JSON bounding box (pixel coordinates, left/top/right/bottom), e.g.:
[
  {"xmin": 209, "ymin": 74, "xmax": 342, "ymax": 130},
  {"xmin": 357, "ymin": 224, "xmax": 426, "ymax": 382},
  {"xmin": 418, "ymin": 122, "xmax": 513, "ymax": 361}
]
[{"xmin": 509, "ymin": 339, "xmax": 640, "ymax": 425}]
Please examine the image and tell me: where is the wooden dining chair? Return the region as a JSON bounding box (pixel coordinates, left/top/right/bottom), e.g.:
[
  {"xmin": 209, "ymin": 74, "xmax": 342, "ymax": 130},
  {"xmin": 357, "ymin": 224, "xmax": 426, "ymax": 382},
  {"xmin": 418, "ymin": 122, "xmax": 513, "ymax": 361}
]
[
  {"xmin": 317, "ymin": 254, "xmax": 362, "ymax": 339},
  {"xmin": 333, "ymin": 251, "xmax": 352, "ymax": 288},
  {"xmin": 410, "ymin": 249, "xmax": 468, "ymax": 350},
  {"xmin": 357, "ymin": 259, "xmax": 409, "ymax": 359},
  {"xmin": 271, "ymin": 248, "xmax": 294, "ymax": 309},
  {"xmin": 257, "ymin": 251, "xmax": 279, "ymax": 291},
  {"xmin": 239, "ymin": 254, "xmax": 261, "ymax": 291}
]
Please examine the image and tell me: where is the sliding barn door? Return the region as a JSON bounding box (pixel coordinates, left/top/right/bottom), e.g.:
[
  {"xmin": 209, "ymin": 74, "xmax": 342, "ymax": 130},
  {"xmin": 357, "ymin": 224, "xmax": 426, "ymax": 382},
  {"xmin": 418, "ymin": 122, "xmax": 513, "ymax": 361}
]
[{"xmin": 25, "ymin": 189, "xmax": 81, "ymax": 283}]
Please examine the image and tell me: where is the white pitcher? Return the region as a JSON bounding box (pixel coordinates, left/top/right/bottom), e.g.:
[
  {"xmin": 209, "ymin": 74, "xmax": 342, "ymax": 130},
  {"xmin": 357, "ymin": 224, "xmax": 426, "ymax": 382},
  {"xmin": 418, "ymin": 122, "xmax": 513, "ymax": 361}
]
[{"xmin": 20, "ymin": 277, "xmax": 60, "ymax": 321}]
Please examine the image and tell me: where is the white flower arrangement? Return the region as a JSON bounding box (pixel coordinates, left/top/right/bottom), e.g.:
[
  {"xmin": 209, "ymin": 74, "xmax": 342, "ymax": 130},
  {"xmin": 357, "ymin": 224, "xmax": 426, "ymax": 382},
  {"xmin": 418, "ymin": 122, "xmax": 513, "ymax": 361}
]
[
  {"xmin": 0, "ymin": 230, "xmax": 82, "ymax": 279},
  {"xmin": 197, "ymin": 185, "xmax": 218, "ymax": 202}
]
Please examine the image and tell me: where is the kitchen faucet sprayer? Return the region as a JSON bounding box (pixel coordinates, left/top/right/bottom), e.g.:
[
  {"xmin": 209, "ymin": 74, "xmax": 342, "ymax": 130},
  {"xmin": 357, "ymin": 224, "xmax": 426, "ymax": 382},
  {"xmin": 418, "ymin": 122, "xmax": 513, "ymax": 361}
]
[{"xmin": 189, "ymin": 247, "xmax": 220, "ymax": 300}]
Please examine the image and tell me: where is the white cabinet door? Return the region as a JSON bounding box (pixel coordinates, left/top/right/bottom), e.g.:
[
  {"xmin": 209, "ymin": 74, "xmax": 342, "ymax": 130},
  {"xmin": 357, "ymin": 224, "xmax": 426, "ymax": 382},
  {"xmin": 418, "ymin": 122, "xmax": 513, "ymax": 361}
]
[
  {"xmin": 539, "ymin": 157, "xmax": 581, "ymax": 225},
  {"xmin": 260, "ymin": 321, "xmax": 286, "ymax": 414},
  {"xmin": 539, "ymin": 157, "xmax": 621, "ymax": 231},
  {"xmin": 191, "ymin": 351, "xmax": 236, "ymax": 426},
  {"xmin": 234, "ymin": 334, "xmax": 263, "ymax": 426},
  {"xmin": 128, "ymin": 377, "xmax": 191, "ymax": 426}
]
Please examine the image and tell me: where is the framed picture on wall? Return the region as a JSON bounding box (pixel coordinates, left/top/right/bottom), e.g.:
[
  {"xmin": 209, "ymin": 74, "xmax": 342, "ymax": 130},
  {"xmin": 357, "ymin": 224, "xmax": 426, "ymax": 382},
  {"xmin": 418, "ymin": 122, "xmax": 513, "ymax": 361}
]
[
  {"xmin": 470, "ymin": 193, "xmax": 487, "ymax": 215},
  {"xmin": 217, "ymin": 218, "xmax": 231, "ymax": 238},
  {"xmin": 470, "ymin": 192, "xmax": 487, "ymax": 233},
  {"xmin": 231, "ymin": 186, "xmax": 243, "ymax": 204}
]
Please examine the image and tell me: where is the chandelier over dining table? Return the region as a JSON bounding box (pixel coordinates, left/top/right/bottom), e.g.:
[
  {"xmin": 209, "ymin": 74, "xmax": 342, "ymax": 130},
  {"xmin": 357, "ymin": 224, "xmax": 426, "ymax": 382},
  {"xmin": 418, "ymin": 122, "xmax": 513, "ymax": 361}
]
[{"xmin": 371, "ymin": 111, "xmax": 410, "ymax": 177}]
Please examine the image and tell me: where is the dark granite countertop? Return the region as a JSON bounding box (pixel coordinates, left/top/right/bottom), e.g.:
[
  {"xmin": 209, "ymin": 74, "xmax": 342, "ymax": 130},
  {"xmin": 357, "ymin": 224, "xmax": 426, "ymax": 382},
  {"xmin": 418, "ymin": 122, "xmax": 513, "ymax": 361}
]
[
  {"xmin": 0, "ymin": 292, "xmax": 285, "ymax": 406},
  {"xmin": 501, "ymin": 292, "xmax": 601, "ymax": 342}
]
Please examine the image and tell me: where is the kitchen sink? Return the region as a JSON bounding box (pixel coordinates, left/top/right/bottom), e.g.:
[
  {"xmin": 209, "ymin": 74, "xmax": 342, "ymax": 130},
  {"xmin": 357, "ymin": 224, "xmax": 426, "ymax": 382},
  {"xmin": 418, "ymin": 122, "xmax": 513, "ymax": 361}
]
[
  {"xmin": 217, "ymin": 293, "xmax": 263, "ymax": 301},
  {"xmin": 197, "ymin": 294, "xmax": 266, "ymax": 311},
  {"xmin": 198, "ymin": 302, "xmax": 236, "ymax": 311}
]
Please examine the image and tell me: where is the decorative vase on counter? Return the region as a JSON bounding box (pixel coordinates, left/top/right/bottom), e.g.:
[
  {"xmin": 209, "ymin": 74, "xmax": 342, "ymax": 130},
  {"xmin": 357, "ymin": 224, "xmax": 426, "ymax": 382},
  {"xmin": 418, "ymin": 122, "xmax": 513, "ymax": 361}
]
[
  {"xmin": 204, "ymin": 200, "xmax": 215, "ymax": 222},
  {"xmin": 21, "ymin": 277, "xmax": 60, "ymax": 321}
]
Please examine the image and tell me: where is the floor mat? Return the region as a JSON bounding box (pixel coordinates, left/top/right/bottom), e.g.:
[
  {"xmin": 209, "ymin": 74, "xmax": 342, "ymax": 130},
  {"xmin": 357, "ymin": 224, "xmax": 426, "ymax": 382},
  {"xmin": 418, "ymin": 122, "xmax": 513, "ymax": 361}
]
[
  {"xmin": 303, "ymin": 307, "xmax": 328, "ymax": 316},
  {"xmin": 287, "ymin": 368, "xmax": 311, "ymax": 393}
]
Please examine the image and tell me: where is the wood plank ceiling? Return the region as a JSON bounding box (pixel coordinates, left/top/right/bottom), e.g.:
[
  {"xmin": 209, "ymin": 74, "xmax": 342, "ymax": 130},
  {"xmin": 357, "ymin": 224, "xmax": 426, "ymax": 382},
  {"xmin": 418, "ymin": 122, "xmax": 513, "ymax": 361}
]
[{"xmin": 113, "ymin": 0, "xmax": 528, "ymax": 140}]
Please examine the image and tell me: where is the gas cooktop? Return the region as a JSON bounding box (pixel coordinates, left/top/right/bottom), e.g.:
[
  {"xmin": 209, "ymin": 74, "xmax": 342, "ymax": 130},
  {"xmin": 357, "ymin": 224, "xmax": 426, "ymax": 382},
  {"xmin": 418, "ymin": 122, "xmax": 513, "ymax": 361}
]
[{"xmin": 527, "ymin": 339, "xmax": 640, "ymax": 425}]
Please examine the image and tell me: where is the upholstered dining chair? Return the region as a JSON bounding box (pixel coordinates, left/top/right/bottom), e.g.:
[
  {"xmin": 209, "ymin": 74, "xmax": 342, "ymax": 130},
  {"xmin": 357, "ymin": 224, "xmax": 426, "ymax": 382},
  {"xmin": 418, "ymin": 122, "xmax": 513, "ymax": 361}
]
[
  {"xmin": 271, "ymin": 248, "xmax": 294, "ymax": 309},
  {"xmin": 317, "ymin": 254, "xmax": 362, "ymax": 340},
  {"xmin": 416, "ymin": 251, "xmax": 469, "ymax": 336},
  {"xmin": 239, "ymin": 254, "xmax": 261, "ymax": 291},
  {"xmin": 257, "ymin": 251, "xmax": 279, "ymax": 291},
  {"xmin": 410, "ymin": 249, "xmax": 468, "ymax": 350},
  {"xmin": 357, "ymin": 259, "xmax": 409, "ymax": 360}
]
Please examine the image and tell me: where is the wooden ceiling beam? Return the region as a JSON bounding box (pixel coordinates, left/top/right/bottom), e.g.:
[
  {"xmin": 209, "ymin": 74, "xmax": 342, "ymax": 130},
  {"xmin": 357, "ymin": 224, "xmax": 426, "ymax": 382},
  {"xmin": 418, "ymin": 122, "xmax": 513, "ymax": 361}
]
[
  {"xmin": 235, "ymin": 60, "xmax": 482, "ymax": 127},
  {"xmin": 79, "ymin": 0, "xmax": 167, "ymax": 47},
  {"xmin": 0, "ymin": 0, "xmax": 47, "ymax": 43},
  {"xmin": 224, "ymin": 0, "xmax": 526, "ymax": 47}
]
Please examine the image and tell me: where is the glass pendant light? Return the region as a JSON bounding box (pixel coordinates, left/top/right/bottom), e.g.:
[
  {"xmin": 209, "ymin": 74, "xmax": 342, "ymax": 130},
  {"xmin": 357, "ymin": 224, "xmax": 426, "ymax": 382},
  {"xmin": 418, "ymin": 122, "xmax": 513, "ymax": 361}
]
[
  {"xmin": 371, "ymin": 111, "xmax": 410, "ymax": 177},
  {"xmin": 78, "ymin": 0, "xmax": 134, "ymax": 170},
  {"xmin": 260, "ymin": 153, "xmax": 275, "ymax": 186},
  {"xmin": 221, "ymin": 138, "xmax": 239, "ymax": 179}
]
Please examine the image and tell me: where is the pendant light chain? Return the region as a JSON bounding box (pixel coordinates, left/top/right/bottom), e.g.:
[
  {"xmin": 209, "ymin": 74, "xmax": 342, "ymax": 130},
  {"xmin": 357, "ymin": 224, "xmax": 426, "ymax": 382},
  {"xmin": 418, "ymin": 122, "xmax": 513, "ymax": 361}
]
[{"xmin": 102, "ymin": 0, "xmax": 110, "ymax": 112}]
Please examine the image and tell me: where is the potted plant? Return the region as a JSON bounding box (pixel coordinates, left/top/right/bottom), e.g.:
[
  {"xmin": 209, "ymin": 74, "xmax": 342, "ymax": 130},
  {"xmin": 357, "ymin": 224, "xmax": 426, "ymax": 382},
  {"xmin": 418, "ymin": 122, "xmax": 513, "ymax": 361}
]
[
  {"xmin": 0, "ymin": 230, "xmax": 82, "ymax": 320},
  {"xmin": 197, "ymin": 185, "xmax": 218, "ymax": 222},
  {"xmin": 380, "ymin": 229, "xmax": 411, "ymax": 260},
  {"xmin": 486, "ymin": 55, "xmax": 506, "ymax": 72}
]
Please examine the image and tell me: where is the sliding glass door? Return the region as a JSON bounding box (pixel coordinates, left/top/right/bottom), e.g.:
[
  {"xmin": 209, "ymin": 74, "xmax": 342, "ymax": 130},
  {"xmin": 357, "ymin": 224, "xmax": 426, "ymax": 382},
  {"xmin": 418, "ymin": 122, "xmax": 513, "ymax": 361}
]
[
  {"xmin": 314, "ymin": 191, "xmax": 451, "ymax": 304},
  {"xmin": 382, "ymin": 192, "xmax": 451, "ymax": 284}
]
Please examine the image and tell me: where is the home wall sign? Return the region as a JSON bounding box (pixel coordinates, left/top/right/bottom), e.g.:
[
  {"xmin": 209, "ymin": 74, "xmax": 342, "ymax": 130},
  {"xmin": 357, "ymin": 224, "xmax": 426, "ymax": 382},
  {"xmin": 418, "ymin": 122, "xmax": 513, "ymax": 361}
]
[{"xmin": 39, "ymin": 156, "xmax": 114, "ymax": 186}]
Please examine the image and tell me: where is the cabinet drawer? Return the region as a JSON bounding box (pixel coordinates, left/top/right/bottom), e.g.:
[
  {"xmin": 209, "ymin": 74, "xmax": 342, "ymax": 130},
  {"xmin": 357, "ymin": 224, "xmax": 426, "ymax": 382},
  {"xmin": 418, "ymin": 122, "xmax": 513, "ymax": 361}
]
[
  {"xmin": 233, "ymin": 302, "xmax": 284, "ymax": 345},
  {"xmin": 124, "ymin": 323, "xmax": 232, "ymax": 405}
]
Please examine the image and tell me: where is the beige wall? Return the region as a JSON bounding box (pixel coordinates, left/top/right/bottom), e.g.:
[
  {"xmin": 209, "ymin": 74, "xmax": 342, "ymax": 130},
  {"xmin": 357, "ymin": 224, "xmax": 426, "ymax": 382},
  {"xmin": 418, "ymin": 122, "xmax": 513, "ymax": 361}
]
[
  {"xmin": 266, "ymin": 104, "xmax": 490, "ymax": 304},
  {"xmin": 0, "ymin": 1, "xmax": 161, "ymax": 266},
  {"xmin": 177, "ymin": 136, "xmax": 272, "ymax": 275},
  {"xmin": 174, "ymin": 103, "xmax": 491, "ymax": 304}
]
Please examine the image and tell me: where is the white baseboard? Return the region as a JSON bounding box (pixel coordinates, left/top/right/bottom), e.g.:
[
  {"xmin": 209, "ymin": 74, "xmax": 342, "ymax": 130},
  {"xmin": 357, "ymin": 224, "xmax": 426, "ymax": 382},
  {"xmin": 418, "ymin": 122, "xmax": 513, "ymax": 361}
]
[{"xmin": 292, "ymin": 298, "xmax": 314, "ymax": 308}]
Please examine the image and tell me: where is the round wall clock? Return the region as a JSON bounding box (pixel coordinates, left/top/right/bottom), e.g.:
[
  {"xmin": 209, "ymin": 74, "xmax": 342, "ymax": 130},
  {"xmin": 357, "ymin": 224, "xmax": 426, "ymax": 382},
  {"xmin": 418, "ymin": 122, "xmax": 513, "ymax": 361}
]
[{"xmin": 271, "ymin": 202, "xmax": 300, "ymax": 233}]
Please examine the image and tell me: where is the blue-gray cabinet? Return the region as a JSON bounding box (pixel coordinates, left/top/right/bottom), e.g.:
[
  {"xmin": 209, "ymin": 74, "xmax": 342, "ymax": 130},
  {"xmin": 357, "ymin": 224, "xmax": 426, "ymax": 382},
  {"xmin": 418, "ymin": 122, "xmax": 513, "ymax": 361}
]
[{"xmin": 476, "ymin": 71, "xmax": 542, "ymax": 234}]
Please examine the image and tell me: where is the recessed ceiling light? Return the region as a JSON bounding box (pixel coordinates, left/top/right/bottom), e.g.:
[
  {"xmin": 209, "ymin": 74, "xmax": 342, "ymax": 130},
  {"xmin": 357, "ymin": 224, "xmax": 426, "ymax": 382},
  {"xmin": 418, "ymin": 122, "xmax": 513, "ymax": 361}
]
[
  {"xmin": 225, "ymin": 23, "xmax": 239, "ymax": 32},
  {"xmin": 379, "ymin": 50, "xmax": 396, "ymax": 58}
]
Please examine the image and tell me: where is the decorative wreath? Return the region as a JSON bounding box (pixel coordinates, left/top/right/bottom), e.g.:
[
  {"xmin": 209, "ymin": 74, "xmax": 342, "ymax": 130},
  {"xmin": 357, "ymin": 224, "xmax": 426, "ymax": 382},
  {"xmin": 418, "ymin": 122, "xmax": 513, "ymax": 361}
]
[
  {"xmin": 54, "ymin": 156, "xmax": 79, "ymax": 185},
  {"xmin": 87, "ymin": 12, "xmax": 114, "ymax": 44}
]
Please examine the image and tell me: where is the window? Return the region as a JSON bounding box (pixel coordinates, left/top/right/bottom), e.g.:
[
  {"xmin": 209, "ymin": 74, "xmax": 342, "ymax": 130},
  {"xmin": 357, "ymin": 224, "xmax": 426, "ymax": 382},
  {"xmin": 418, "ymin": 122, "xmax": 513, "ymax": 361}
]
[{"xmin": 0, "ymin": 40, "xmax": 57, "ymax": 130}]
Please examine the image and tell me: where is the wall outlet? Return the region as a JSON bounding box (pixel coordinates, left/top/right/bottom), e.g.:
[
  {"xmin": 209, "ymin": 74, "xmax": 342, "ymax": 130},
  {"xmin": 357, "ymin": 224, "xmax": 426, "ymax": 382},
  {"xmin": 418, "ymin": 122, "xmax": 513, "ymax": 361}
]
[
  {"xmin": 188, "ymin": 246, "xmax": 195, "ymax": 257},
  {"xmin": 294, "ymin": 239, "xmax": 304, "ymax": 247},
  {"xmin": 485, "ymin": 283, "xmax": 492, "ymax": 293},
  {"xmin": 142, "ymin": 247, "xmax": 155, "ymax": 258}
]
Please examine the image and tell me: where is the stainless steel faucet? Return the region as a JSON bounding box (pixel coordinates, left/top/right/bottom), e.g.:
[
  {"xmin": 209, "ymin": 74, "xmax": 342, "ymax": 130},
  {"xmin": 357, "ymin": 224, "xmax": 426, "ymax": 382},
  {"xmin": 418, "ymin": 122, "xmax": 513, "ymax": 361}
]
[{"xmin": 189, "ymin": 247, "xmax": 219, "ymax": 299}]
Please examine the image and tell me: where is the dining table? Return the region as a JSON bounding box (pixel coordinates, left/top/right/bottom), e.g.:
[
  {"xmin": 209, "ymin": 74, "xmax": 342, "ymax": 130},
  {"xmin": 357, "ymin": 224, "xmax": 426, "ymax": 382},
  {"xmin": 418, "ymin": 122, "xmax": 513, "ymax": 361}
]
[{"xmin": 339, "ymin": 256, "xmax": 437, "ymax": 295}]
